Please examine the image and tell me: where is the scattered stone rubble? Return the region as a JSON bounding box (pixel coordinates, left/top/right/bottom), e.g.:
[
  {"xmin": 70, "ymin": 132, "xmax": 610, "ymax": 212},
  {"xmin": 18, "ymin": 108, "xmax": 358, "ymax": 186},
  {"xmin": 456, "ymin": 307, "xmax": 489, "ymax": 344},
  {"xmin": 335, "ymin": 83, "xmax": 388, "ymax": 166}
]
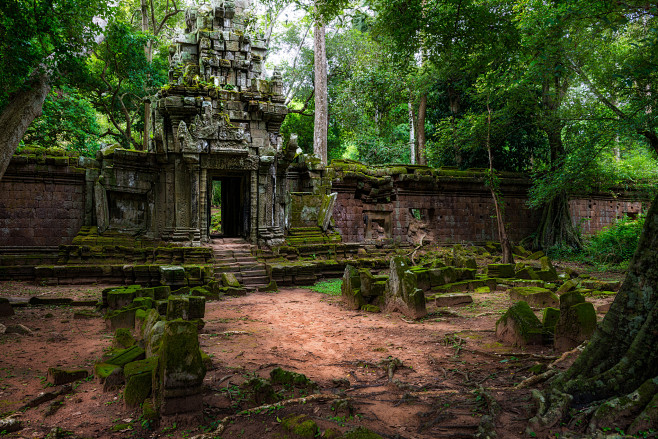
[{"xmin": 340, "ymin": 242, "xmax": 615, "ymax": 351}]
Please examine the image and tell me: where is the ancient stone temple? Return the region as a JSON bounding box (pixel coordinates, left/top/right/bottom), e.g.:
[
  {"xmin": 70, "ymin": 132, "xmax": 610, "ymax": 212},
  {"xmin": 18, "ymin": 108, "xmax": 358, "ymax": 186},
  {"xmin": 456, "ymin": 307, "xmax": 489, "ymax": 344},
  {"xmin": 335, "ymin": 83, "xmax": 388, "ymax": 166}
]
[{"xmin": 93, "ymin": 1, "xmax": 292, "ymax": 246}]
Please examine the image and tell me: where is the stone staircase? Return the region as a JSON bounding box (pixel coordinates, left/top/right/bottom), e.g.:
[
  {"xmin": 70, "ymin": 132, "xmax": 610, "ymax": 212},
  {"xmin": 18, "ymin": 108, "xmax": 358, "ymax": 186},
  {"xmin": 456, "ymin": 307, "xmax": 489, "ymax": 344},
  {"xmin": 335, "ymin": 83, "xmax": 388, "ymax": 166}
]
[{"xmin": 210, "ymin": 238, "xmax": 270, "ymax": 290}]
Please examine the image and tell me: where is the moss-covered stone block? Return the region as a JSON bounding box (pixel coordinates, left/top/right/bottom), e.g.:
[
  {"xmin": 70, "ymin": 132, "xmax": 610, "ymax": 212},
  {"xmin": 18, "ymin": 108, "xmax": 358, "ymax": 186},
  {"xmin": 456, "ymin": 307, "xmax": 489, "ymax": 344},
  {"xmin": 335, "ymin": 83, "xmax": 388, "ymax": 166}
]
[
  {"xmin": 105, "ymin": 345, "xmax": 146, "ymax": 367},
  {"xmin": 221, "ymin": 272, "xmax": 241, "ymax": 288},
  {"xmin": 105, "ymin": 307, "xmax": 137, "ymax": 331},
  {"xmin": 361, "ymin": 304, "xmax": 381, "ymax": 312},
  {"xmin": 171, "ymin": 286, "xmax": 190, "ymax": 295},
  {"xmin": 496, "ymin": 301, "xmax": 544, "ymax": 346},
  {"xmin": 241, "ymin": 377, "xmax": 278, "ymax": 405},
  {"xmin": 456, "ymin": 267, "xmax": 477, "ymax": 281},
  {"xmin": 124, "ymin": 357, "xmax": 157, "ymax": 408},
  {"xmin": 542, "ymin": 307, "xmax": 560, "ymax": 334},
  {"xmin": 107, "ymin": 290, "xmax": 137, "ymax": 310},
  {"xmin": 154, "ymin": 319, "xmax": 205, "ymax": 416},
  {"xmin": 133, "ymin": 297, "xmax": 154, "ymax": 310},
  {"xmin": 555, "ymin": 296, "xmax": 597, "ymax": 351},
  {"xmin": 187, "ymin": 296, "xmax": 205, "ymax": 319},
  {"xmin": 528, "ymin": 251, "xmax": 545, "ymax": 260},
  {"xmin": 428, "ymin": 266, "xmax": 457, "ymax": 287},
  {"xmin": 341, "ymin": 265, "xmax": 364, "ymax": 310},
  {"xmin": 166, "ymin": 296, "xmax": 189, "ymax": 320},
  {"xmin": 556, "ymin": 279, "xmax": 579, "ymax": 295},
  {"xmin": 515, "ymin": 266, "xmax": 540, "ymax": 280},
  {"xmin": 384, "ymin": 256, "xmax": 426, "ymax": 320},
  {"xmin": 508, "ymin": 286, "xmax": 559, "ymax": 308},
  {"xmin": 487, "ymin": 264, "xmax": 515, "ymax": 278},
  {"xmin": 94, "ymin": 363, "xmax": 121, "ymax": 381},
  {"xmin": 113, "ymin": 328, "xmax": 136, "ymax": 349}
]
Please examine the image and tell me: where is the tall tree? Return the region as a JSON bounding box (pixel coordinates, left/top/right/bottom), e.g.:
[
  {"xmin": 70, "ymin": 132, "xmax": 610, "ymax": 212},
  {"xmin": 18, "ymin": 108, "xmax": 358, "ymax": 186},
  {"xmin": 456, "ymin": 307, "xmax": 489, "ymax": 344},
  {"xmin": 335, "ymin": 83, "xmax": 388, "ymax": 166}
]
[
  {"xmin": 313, "ymin": 15, "xmax": 329, "ymax": 165},
  {"xmin": 0, "ymin": 0, "xmax": 110, "ymax": 180}
]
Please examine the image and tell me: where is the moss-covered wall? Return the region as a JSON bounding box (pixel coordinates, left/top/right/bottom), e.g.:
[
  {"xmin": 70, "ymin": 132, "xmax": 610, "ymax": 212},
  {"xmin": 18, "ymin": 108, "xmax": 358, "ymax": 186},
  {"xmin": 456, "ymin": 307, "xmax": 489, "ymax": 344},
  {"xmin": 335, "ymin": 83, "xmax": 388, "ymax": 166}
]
[
  {"xmin": 0, "ymin": 148, "xmax": 87, "ymax": 247},
  {"xmin": 329, "ymin": 160, "xmax": 645, "ymax": 244}
]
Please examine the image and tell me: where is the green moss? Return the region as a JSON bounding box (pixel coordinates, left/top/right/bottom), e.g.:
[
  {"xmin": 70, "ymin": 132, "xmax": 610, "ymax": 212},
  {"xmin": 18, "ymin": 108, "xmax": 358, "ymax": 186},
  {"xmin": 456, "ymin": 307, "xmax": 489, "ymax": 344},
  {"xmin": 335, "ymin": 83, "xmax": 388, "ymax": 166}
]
[
  {"xmin": 125, "ymin": 369, "xmax": 153, "ymax": 408},
  {"xmin": 94, "ymin": 363, "xmax": 121, "ymax": 380},
  {"xmin": 270, "ymin": 367, "xmax": 316, "ymax": 388},
  {"xmin": 113, "ymin": 328, "xmax": 136, "ymax": 349},
  {"xmin": 542, "ymin": 307, "xmax": 560, "ymax": 334},
  {"xmin": 105, "ymin": 345, "xmax": 145, "ymax": 367},
  {"xmin": 281, "ymin": 414, "xmax": 318, "ymax": 438},
  {"xmin": 361, "ymin": 304, "xmax": 381, "ymax": 313},
  {"xmin": 496, "ymin": 301, "xmax": 544, "ymax": 345}
]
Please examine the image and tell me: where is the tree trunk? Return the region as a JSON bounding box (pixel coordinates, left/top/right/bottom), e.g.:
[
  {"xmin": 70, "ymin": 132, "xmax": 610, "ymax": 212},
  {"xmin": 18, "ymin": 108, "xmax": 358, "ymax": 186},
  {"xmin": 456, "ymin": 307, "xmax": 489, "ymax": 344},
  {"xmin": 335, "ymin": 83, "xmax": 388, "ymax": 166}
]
[
  {"xmin": 408, "ymin": 95, "xmax": 416, "ymax": 165},
  {"xmin": 141, "ymin": 0, "xmax": 151, "ymax": 151},
  {"xmin": 416, "ymin": 93, "xmax": 427, "ymax": 166},
  {"xmin": 533, "ymin": 123, "xmax": 582, "ymax": 250},
  {"xmin": 485, "ymin": 102, "xmax": 514, "ymax": 264},
  {"xmin": 533, "ymin": 194, "xmax": 658, "ymax": 435},
  {"xmin": 313, "ymin": 21, "xmax": 328, "ymax": 165},
  {"xmin": 0, "ymin": 72, "xmax": 52, "ymax": 182}
]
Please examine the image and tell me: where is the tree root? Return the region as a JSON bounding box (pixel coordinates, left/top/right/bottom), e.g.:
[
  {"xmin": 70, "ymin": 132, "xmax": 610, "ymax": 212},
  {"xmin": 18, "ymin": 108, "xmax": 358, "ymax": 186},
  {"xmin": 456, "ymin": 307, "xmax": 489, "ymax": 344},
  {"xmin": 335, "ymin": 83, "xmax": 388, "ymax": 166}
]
[
  {"xmin": 474, "ymin": 385, "xmax": 501, "ymax": 438},
  {"xmin": 526, "ymin": 388, "xmax": 572, "ymax": 434},
  {"xmin": 515, "ymin": 369, "xmax": 558, "ymax": 390},
  {"xmin": 190, "ymin": 394, "xmax": 343, "ymax": 439}
]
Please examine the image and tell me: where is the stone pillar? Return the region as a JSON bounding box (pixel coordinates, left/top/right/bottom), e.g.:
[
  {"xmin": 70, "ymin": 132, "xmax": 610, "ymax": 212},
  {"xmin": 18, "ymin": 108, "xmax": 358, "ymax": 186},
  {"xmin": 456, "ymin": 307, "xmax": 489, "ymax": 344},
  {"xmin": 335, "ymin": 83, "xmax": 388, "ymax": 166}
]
[{"xmin": 184, "ymin": 153, "xmax": 200, "ymax": 243}]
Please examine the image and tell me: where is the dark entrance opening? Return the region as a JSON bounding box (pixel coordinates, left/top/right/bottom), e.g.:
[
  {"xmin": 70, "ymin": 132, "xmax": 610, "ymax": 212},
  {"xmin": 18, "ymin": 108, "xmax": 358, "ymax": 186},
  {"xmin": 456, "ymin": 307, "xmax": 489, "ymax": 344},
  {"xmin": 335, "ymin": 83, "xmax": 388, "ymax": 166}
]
[{"xmin": 208, "ymin": 175, "xmax": 249, "ymax": 238}]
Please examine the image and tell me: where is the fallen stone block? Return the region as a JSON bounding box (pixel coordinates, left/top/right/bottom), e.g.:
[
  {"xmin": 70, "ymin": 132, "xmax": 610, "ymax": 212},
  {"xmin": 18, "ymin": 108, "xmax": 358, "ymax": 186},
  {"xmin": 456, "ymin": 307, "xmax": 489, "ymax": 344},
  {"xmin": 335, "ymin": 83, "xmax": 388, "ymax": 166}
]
[
  {"xmin": 433, "ymin": 293, "xmax": 473, "ymax": 307},
  {"xmin": 508, "ymin": 287, "xmax": 559, "ymax": 308},
  {"xmin": 47, "ymin": 368, "xmax": 89, "ymax": 386},
  {"xmin": 496, "ymin": 301, "xmax": 544, "ymax": 346},
  {"xmin": 487, "ymin": 264, "xmax": 515, "ymax": 278},
  {"xmin": 341, "ymin": 265, "xmax": 364, "ymax": 310},
  {"xmin": 383, "ymin": 256, "xmax": 426, "ymax": 319},
  {"xmin": 554, "ymin": 291, "xmax": 597, "ymax": 351},
  {"xmin": 4, "ymin": 324, "xmax": 33, "ymax": 336}
]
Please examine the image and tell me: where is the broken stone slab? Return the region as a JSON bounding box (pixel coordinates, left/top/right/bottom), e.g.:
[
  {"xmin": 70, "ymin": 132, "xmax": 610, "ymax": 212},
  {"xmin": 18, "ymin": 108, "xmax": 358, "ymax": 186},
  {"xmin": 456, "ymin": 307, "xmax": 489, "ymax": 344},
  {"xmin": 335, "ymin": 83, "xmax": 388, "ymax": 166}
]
[
  {"xmin": 104, "ymin": 345, "xmax": 146, "ymax": 368},
  {"xmin": 0, "ymin": 298, "xmax": 14, "ymax": 316},
  {"xmin": 514, "ymin": 266, "xmax": 540, "ymax": 280},
  {"xmin": 384, "ymin": 256, "xmax": 427, "ymax": 320},
  {"xmin": 554, "ymin": 291, "xmax": 597, "ymax": 351},
  {"xmin": 47, "ymin": 368, "xmax": 89, "ymax": 386},
  {"xmin": 580, "ymin": 279, "xmax": 621, "ymax": 292},
  {"xmin": 113, "ymin": 328, "xmax": 136, "ymax": 349},
  {"xmin": 528, "ymin": 251, "xmax": 545, "ymax": 260},
  {"xmin": 159, "ymin": 265, "xmax": 187, "ymax": 287},
  {"xmin": 107, "ymin": 290, "xmax": 137, "ymax": 310},
  {"xmin": 318, "ymin": 192, "xmax": 337, "ymax": 231},
  {"xmin": 496, "ymin": 301, "xmax": 544, "ymax": 346},
  {"xmin": 432, "ymin": 293, "xmax": 473, "ymax": 307},
  {"xmin": 508, "ymin": 287, "xmax": 559, "ymax": 308}
]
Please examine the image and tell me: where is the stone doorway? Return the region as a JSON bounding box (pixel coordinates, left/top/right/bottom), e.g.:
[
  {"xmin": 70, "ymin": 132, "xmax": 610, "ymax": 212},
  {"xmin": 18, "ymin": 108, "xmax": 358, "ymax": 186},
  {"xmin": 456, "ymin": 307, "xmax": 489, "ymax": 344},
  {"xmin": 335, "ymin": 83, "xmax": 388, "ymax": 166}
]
[{"xmin": 208, "ymin": 174, "xmax": 249, "ymax": 239}]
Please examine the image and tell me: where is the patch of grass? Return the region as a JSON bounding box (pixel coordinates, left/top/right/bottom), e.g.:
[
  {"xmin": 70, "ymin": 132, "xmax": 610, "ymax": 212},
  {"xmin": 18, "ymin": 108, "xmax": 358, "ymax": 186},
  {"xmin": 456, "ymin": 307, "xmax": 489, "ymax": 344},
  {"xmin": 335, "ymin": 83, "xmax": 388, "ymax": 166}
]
[{"xmin": 307, "ymin": 279, "xmax": 342, "ymax": 296}]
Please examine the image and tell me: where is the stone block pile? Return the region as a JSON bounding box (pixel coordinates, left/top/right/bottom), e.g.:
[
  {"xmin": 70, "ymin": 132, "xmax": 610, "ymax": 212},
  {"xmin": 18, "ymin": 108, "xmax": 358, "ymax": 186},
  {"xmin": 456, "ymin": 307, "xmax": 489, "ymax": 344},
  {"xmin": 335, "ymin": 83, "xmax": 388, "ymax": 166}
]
[
  {"xmin": 339, "ymin": 242, "xmax": 616, "ymax": 351},
  {"xmin": 96, "ymin": 283, "xmax": 212, "ymax": 421}
]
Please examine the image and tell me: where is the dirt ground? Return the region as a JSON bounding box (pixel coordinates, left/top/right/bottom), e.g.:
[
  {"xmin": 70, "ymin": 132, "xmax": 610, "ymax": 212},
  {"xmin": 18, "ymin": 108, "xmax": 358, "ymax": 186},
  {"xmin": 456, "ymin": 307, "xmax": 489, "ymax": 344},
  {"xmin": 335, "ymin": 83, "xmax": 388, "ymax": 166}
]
[{"xmin": 0, "ymin": 276, "xmax": 617, "ymax": 439}]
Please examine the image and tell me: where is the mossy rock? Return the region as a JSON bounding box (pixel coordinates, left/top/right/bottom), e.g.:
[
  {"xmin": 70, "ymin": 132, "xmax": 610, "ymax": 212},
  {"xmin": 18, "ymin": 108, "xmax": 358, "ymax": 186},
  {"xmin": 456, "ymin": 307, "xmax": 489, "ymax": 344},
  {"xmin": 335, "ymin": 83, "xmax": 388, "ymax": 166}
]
[
  {"xmin": 124, "ymin": 365, "xmax": 154, "ymax": 408},
  {"xmin": 428, "ymin": 266, "xmax": 457, "ymax": 287},
  {"xmin": 221, "ymin": 272, "xmax": 241, "ymax": 288},
  {"xmin": 133, "ymin": 297, "xmax": 154, "ymax": 310},
  {"xmin": 528, "ymin": 251, "xmax": 545, "ymax": 260},
  {"xmin": 281, "ymin": 414, "xmax": 318, "ymax": 438},
  {"xmin": 556, "ymin": 279, "xmax": 579, "ymax": 295},
  {"xmin": 496, "ymin": 301, "xmax": 545, "ymax": 346},
  {"xmin": 171, "ymin": 286, "xmax": 190, "ymax": 295},
  {"xmin": 113, "ymin": 328, "xmax": 136, "ymax": 349},
  {"xmin": 270, "ymin": 367, "xmax": 316, "ymax": 389},
  {"xmin": 508, "ymin": 286, "xmax": 559, "ymax": 308},
  {"xmin": 104, "ymin": 307, "xmax": 137, "ymax": 331},
  {"xmin": 555, "ymin": 301, "xmax": 597, "ymax": 351},
  {"xmin": 515, "ymin": 266, "xmax": 540, "ymax": 280},
  {"xmin": 361, "ymin": 304, "xmax": 381, "ymax": 313}
]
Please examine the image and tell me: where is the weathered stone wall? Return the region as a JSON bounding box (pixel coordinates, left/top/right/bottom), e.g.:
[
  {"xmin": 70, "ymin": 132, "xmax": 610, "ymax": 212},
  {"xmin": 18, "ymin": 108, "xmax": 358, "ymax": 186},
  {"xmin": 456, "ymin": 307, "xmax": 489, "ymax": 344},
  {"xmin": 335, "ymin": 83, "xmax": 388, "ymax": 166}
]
[
  {"xmin": 0, "ymin": 151, "xmax": 87, "ymax": 247},
  {"xmin": 569, "ymin": 197, "xmax": 643, "ymax": 235},
  {"xmin": 329, "ymin": 161, "xmax": 646, "ymax": 245}
]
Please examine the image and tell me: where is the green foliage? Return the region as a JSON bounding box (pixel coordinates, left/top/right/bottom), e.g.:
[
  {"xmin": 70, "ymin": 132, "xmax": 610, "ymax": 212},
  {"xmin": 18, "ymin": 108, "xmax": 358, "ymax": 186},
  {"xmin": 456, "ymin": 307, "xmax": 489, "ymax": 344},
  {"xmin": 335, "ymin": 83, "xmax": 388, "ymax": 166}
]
[
  {"xmin": 81, "ymin": 19, "xmax": 167, "ymax": 149},
  {"xmin": 548, "ymin": 214, "xmax": 645, "ymax": 269},
  {"xmin": 22, "ymin": 85, "xmax": 101, "ymax": 156},
  {"xmin": 281, "ymin": 111, "xmax": 314, "ymax": 154},
  {"xmin": 0, "ymin": 0, "xmax": 110, "ymax": 111},
  {"xmin": 308, "ymin": 278, "xmax": 342, "ymax": 296}
]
